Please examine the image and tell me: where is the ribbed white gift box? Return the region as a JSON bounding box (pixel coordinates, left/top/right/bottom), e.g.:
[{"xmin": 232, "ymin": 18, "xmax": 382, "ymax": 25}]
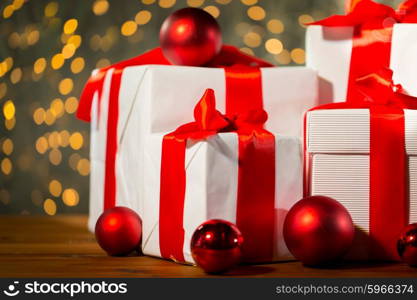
[{"xmin": 306, "ymin": 109, "xmax": 417, "ymax": 259}]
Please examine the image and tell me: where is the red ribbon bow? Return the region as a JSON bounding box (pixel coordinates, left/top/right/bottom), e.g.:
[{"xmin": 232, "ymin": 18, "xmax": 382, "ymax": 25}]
[
  {"xmin": 306, "ymin": 69, "xmax": 417, "ymax": 261},
  {"xmin": 311, "ymin": 0, "xmax": 417, "ymax": 102},
  {"xmin": 159, "ymin": 89, "xmax": 276, "ymax": 263}
]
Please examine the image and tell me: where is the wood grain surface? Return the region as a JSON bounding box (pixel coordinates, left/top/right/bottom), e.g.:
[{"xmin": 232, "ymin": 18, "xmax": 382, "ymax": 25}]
[{"xmin": 0, "ymin": 215, "xmax": 416, "ymax": 278}]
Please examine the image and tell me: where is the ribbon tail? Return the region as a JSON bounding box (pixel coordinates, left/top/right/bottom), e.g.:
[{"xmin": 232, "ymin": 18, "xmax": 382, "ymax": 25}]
[{"xmin": 159, "ymin": 135, "xmax": 187, "ymax": 263}]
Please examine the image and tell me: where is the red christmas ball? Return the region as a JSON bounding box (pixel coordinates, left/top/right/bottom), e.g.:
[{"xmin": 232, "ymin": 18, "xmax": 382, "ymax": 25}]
[
  {"xmin": 283, "ymin": 196, "xmax": 355, "ymax": 266},
  {"xmin": 191, "ymin": 219, "xmax": 243, "ymax": 273},
  {"xmin": 159, "ymin": 8, "xmax": 222, "ymax": 66},
  {"xmin": 95, "ymin": 207, "xmax": 142, "ymax": 256},
  {"xmin": 397, "ymin": 223, "xmax": 417, "ymax": 267}
]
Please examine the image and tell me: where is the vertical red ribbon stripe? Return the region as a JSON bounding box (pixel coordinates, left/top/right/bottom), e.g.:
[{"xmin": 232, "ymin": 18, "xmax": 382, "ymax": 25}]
[{"xmin": 225, "ymin": 67, "xmax": 275, "ymax": 263}]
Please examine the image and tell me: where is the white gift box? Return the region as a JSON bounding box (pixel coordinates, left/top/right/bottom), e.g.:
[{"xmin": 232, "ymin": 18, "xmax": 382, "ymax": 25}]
[
  {"xmin": 305, "ymin": 108, "xmax": 417, "ymax": 260},
  {"xmin": 88, "ymin": 65, "xmax": 320, "ymax": 233},
  {"xmin": 306, "ymin": 24, "xmax": 417, "ymax": 102},
  {"xmin": 142, "ymin": 132, "xmax": 302, "ymax": 264}
]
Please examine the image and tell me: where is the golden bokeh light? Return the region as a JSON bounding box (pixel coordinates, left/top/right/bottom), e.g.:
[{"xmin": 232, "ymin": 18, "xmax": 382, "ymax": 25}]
[
  {"xmin": 1, "ymin": 158, "xmax": 12, "ymax": 175},
  {"xmin": 143, "ymin": 0, "xmax": 156, "ymax": 4},
  {"xmin": 58, "ymin": 78, "xmax": 74, "ymax": 95},
  {"xmin": 44, "ymin": 109, "xmax": 56, "ymax": 126},
  {"xmin": 49, "ymin": 148, "xmax": 62, "ymax": 165},
  {"xmin": 33, "ymin": 108, "xmax": 46, "ymax": 125},
  {"xmin": 5, "ymin": 118, "xmax": 16, "ymax": 130},
  {"xmin": 93, "ymin": 0, "xmax": 109, "ymax": 16},
  {"xmin": 13, "ymin": 0, "xmax": 25, "ymax": 10},
  {"xmin": 36, "ymin": 137, "xmax": 49, "ymax": 154},
  {"xmin": 59, "ymin": 130, "xmax": 70, "ymax": 147},
  {"xmin": 96, "ymin": 58, "xmax": 111, "ymax": 69},
  {"xmin": 69, "ymin": 132, "xmax": 83, "ymax": 150},
  {"xmin": 135, "ymin": 10, "xmax": 152, "ymax": 25},
  {"xmin": 63, "ymin": 19, "xmax": 78, "ymax": 34},
  {"xmin": 298, "ymin": 14, "xmax": 314, "ymax": 27},
  {"xmin": 2, "ymin": 139, "xmax": 13, "ymax": 155},
  {"xmin": 267, "ymin": 19, "xmax": 284, "ymax": 34},
  {"xmin": 10, "ymin": 68, "xmax": 22, "ymax": 84},
  {"xmin": 62, "ymin": 44, "xmax": 76, "ymax": 59},
  {"xmin": 241, "ymin": 0, "xmax": 257, "ymax": 5},
  {"xmin": 265, "ymin": 38, "xmax": 283, "ymax": 55},
  {"xmin": 187, "ymin": 0, "xmax": 205, "ymax": 7},
  {"xmin": 44, "ymin": 2, "xmax": 58, "ymax": 17},
  {"xmin": 204, "ymin": 6, "xmax": 220, "ymax": 18},
  {"xmin": 34, "ymin": 58, "xmax": 47, "ymax": 74},
  {"xmin": 48, "ymin": 131, "xmax": 61, "ymax": 148},
  {"xmin": 43, "ymin": 198, "xmax": 57, "ymax": 215},
  {"xmin": 3, "ymin": 100, "xmax": 15, "ymax": 120},
  {"xmin": 27, "ymin": 30, "xmax": 40, "ymax": 45},
  {"xmin": 50, "ymin": 98, "xmax": 65, "ymax": 117},
  {"xmin": 239, "ymin": 47, "xmax": 254, "ymax": 56},
  {"xmin": 216, "ymin": 0, "xmax": 232, "ymax": 4},
  {"xmin": 291, "ymin": 48, "xmax": 306, "ymax": 64},
  {"xmin": 159, "ymin": 0, "xmax": 176, "ymax": 8},
  {"xmin": 0, "ymin": 189, "xmax": 11, "ymax": 205},
  {"xmin": 243, "ymin": 32, "xmax": 261, "ymax": 48},
  {"xmin": 71, "ymin": 57, "xmax": 85, "ymax": 74},
  {"xmin": 65, "ymin": 97, "xmax": 78, "ymax": 114},
  {"xmin": 68, "ymin": 153, "xmax": 81, "ymax": 170},
  {"xmin": 77, "ymin": 158, "xmax": 90, "ymax": 176},
  {"xmin": 247, "ymin": 6, "xmax": 265, "ymax": 21},
  {"xmin": 3, "ymin": 5, "xmax": 14, "ymax": 19},
  {"xmin": 62, "ymin": 188, "xmax": 79, "ymax": 206},
  {"xmin": 67, "ymin": 35, "xmax": 82, "ymax": 48},
  {"xmin": 121, "ymin": 21, "xmax": 137, "ymax": 36},
  {"xmin": 275, "ymin": 49, "xmax": 291, "ymax": 65},
  {"xmin": 49, "ymin": 179, "xmax": 62, "ymax": 197},
  {"xmin": 51, "ymin": 53, "xmax": 65, "ymax": 70}
]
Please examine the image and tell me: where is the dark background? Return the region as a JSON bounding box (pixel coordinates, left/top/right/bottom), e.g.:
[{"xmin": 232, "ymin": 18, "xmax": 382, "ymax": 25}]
[{"xmin": 0, "ymin": 0, "xmax": 402, "ymax": 215}]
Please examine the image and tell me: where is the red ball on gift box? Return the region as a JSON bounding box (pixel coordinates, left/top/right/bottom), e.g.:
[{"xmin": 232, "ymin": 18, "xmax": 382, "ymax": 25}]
[
  {"xmin": 397, "ymin": 223, "xmax": 417, "ymax": 267},
  {"xmin": 95, "ymin": 206, "xmax": 142, "ymax": 256},
  {"xmin": 283, "ymin": 195, "xmax": 355, "ymax": 266},
  {"xmin": 159, "ymin": 8, "xmax": 222, "ymax": 66},
  {"xmin": 191, "ymin": 219, "xmax": 243, "ymax": 273}
]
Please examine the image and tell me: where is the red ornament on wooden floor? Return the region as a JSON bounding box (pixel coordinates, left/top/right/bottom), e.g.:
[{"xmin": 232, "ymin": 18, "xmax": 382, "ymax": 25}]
[
  {"xmin": 397, "ymin": 223, "xmax": 417, "ymax": 267},
  {"xmin": 95, "ymin": 206, "xmax": 142, "ymax": 256},
  {"xmin": 191, "ymin": 219, "xmax": 243, "ymax": 274},
  {"xmin": 159, "ymin": 8, "xmax": 222, "ymax": 66},
  {"xmin": 283, "ymin": 195, "xmax": 355, "ymax": 266}
]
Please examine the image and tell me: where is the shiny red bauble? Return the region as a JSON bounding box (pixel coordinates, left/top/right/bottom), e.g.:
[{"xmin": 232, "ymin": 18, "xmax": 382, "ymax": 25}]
[
  {"xmin": 397, "ymin": 223, "xmax": 417, "ymax": 267},
  {"xmin": 159, "ymin": 8, "xmax": 222, "ymax": 66},
  {"xmin": 283, "ymin": 195, "xmax": 355, "ymax": 266},
  {"xmin": 191, "ymin": 219, "xmax": 243, "ymax": 273},
  {"xmin": 95, "ymin": 206, "xmax": 142, "ymax": 256}
]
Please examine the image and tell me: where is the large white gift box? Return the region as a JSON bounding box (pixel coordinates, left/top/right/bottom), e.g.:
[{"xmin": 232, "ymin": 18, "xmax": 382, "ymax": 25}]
[
  {"xmin": 306, "ymin": 24, "xmax": 417, "ymax": 101},
  {"xmin": 142, "ymin": 130, "xmax": 302, "ymax": 263},
  {"xmin": 88, "ymin": 65, "xmax": 320, "ymax": 235},
  {"xmin": 305, "ymin": 108, "xmax": 417, "ymax": 260}
]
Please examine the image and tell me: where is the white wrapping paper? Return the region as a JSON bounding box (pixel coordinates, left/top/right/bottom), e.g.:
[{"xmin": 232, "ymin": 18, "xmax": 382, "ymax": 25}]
[
  {"xmin": 306, "ymin": 24, "xmax": 417, "ymax": 102},
  {"xmin": 142, "ymin": 132, "xmax": 302, "ymax": 263},
  {"xmin": 306, "ymin": 109, "xmax": 417, "ymax": 259},
  {"xmin": 88, "ymin": 65, "xmax": 320, "ymax": 232}
]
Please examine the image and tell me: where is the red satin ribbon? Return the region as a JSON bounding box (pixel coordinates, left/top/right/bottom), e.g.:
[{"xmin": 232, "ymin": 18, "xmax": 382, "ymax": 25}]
[
  {"xmin": 159, "ymin": 88, "xmax": 275, "ymax": 263},
  {"xmin": 307, "ymin": 69, "xmax": 417, "ymax": 260},
  {"xmin": 312, "ymin": 0, "xmax": 417, "ymax": 102},
  {"xmin": 76, "ymin": 45, "xmax": 273, "ymax": 211}
]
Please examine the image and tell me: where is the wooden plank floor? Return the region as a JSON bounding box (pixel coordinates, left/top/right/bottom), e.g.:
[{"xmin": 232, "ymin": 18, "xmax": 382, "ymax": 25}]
[{"xmin": 0, "ymin": 215, "xmax": 416, "ymax": 278}]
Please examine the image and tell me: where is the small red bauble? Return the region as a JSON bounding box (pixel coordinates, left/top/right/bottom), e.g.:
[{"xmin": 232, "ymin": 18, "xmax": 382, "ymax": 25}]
[
  {"xmin": 191, "ymin": 219, "xmax": 243, "ymax": 274},
  {"xmin": 159, "ymin": 8, "xmax": 222, "ymax": 66},
  {"xmin": 283, "ymin": 195, "xmax": 355, "ymax": 266},
  {"xmin": 397, "ymin": 223, "xmax": 417, "ymax": 267},
  {"xmin": 95, "ymin": 206, "xmax": 142, "ymax": 256}
]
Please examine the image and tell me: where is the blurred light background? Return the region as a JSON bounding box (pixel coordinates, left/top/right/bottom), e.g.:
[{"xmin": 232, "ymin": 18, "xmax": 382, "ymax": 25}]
[{"xmin": 0, "ymin": 0, "xmax": 403, "ymax": 215}]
